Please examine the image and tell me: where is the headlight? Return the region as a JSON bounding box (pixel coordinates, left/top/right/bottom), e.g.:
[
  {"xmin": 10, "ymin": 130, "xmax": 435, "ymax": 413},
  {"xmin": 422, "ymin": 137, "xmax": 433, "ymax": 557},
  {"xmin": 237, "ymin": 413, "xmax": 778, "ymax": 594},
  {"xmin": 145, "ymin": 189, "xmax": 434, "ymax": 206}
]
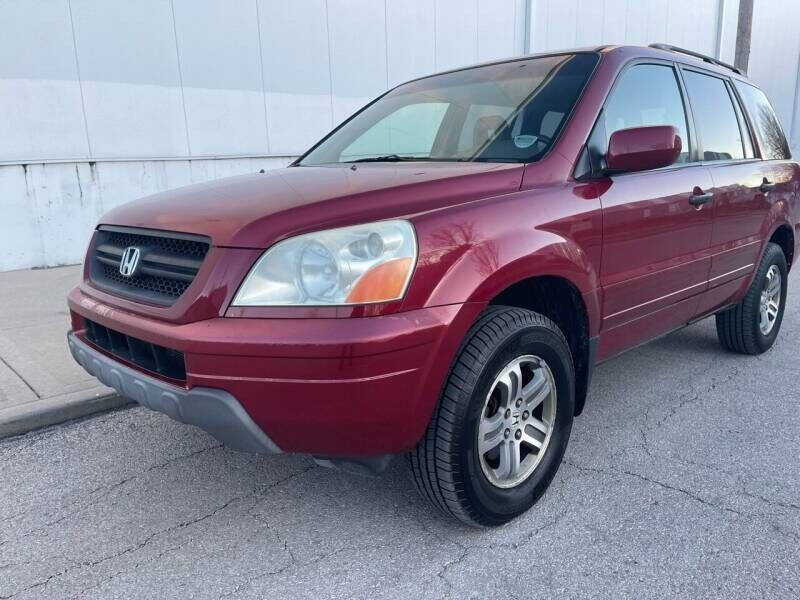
[{"xmin": 232, "ymin": 220, "xmax": 417, "ymax": 306}]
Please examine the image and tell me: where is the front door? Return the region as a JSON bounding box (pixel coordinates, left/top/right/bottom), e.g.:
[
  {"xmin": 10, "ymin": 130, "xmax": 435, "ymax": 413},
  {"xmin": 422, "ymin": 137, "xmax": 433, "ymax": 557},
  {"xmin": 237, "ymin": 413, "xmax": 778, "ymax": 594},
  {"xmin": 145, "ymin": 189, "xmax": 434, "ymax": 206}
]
[{"xmin": 593, "ymin": 62, "xmax": 715, "ymax": 360}]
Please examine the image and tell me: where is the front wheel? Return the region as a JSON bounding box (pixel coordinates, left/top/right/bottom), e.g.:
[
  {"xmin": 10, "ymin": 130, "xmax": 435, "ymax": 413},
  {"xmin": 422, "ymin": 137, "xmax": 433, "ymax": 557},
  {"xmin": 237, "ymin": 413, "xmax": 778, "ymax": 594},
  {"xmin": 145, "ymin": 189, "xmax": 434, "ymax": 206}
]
[
  {"xmin": 409, "ymin": 307, "xmax": 574, "ymax": 527},
  {"xmin": 716, "ymin": 242, "xmax": 788, "ymax": 355}
]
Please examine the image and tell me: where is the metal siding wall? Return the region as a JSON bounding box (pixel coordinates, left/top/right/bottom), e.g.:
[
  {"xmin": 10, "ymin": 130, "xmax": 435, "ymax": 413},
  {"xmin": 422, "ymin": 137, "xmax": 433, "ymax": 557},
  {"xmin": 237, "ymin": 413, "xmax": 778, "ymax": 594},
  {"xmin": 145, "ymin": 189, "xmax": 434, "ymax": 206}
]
[
  {"xmin": 0, "ymin": 1, "xmax": 89, "ymax": 161},
  {"xmin": 386, "ymin": 0, "xmax": 436, "ymax": 87},
  {"xmin": 526, "ymin": 0, "xmax": 800, "ymax": 153},
  {"xmin": 529, "ymin": 0, "xmax": 721, "ymax": 56},
  {"xmin": 0, "ymin": 0, "xmax": 526, "ymax": 271},
  {"xmin": 259, "ymin": 0, "xmax": 334, "ymax": 154},
  {"xmin": 70, "ymin": 0, "xmax": 190, "ymax": 158},
  {"xmin": 7, "ymin": 0, "xmax": 800, "ymax": 272},
  {"xmin": 747, "ymin": 0, "xmax": 800, "ymax": 156},
  {"xmin": 328, "ymin": 0, "xmax": 388, "ymax": 125},
  {"xmin": 172, "ymin": 0, "xmax": 269, "ymax": 156}
]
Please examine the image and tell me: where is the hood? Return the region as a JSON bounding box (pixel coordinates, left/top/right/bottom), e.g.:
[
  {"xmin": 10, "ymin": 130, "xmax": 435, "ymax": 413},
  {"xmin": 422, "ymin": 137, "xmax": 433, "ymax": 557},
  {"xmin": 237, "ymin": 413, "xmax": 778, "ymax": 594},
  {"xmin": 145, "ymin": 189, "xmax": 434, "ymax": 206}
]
[{"xmin": 99, "ymin": 162, "xmax": 525, "ymax": 248}]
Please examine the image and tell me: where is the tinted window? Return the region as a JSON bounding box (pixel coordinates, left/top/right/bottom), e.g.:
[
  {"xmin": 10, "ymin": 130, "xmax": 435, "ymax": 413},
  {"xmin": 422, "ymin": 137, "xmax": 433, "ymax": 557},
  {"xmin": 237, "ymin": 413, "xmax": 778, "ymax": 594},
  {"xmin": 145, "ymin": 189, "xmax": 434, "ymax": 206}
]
[
  {"xmin": 604, "ymin": 64, "xmax": 690, "ymax": 163},
  {"xmin": 299, "ymin": 53, "xmax": 598, "ymax": 165},
  {"xmin": 683, "ymin": 70, "xmax": 744, "ymax": 161},
  {"xmin": 729, "ymin": 82, "xmax": 756, "ymax": 159},
  {"xmin": 735, "ymin": 81, "xmax": 791, "ymax": 159}
]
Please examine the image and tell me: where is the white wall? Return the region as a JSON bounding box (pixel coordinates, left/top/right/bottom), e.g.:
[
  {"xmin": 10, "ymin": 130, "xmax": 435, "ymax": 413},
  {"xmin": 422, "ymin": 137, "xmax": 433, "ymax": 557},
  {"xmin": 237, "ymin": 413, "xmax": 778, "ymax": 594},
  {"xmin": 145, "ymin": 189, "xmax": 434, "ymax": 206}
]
[
  {"xmin": 525, "ymin": 0, "xmax": 800, "ymax": 157},
  {"xmin": 0, "ymin": 0, "xmax": 528, "ymax": 165},
  {"xmin": 748, "ymin": 0, "xmax": 800, "ymax": 155},
  {"xmin": 0, "ymin": 156, "xmax": 293, "ymax": 271},
  {"xmin": 0, "ymin": 0, "xmax": 528, "ymax": 271},
  {"xmin": 1, "ymin": 0, "xmax": 799, "ymax": 271},
  {"xmin": 529, "ymin": 0, "xmax": 734, "ymax": 61}
]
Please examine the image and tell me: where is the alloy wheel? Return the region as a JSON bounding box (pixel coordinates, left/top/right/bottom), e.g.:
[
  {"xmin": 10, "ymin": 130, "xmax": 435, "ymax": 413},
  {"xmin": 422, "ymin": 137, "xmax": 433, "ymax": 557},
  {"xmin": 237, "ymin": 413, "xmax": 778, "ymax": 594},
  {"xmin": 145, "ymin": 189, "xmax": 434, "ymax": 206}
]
[
  {"xmin": 759, "ymin": 265, "xmax": 782, "ymax": 335},
  {"xmin": 477, "ymin": 355, "xmax": 557, "ymax": 488}
]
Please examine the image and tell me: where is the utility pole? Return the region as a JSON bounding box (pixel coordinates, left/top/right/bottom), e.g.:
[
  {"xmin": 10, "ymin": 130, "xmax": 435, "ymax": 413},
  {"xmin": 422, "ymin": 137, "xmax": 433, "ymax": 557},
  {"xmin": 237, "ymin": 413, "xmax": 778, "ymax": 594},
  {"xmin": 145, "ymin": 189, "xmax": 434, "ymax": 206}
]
[{"xmin": 734, "ymin": 0, "xmax": 754, "ymax": 73}]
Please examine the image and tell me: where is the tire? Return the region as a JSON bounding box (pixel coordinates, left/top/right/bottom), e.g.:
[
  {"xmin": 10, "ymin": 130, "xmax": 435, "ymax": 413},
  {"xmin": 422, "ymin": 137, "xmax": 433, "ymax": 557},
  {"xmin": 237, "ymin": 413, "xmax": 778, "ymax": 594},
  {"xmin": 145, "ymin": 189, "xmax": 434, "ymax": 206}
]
[
  {"xmin": 409, "ymin": 306, "xmax": 575, "ymax": 527},
  {"xmin": 716, "ymin": 242, "xmax": 788, "ymax": 355}
]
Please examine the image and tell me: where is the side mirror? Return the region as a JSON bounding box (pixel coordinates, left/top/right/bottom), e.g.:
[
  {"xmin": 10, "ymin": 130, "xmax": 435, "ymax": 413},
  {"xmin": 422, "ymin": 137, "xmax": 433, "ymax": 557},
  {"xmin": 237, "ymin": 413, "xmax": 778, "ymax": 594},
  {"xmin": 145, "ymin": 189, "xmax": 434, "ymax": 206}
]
[{"xmin": 606, "ymin": 125, "xmax": 682, "ymax": 173}]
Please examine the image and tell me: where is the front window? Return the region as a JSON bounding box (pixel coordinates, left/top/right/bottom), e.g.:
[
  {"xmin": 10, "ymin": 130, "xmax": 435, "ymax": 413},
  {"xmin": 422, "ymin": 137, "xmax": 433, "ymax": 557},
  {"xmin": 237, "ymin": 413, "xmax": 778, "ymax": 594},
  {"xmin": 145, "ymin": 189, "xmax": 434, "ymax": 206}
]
[
  {"xmin": 602, "ymin": 64, "xmax": 691, "ymax": 164},
  {"xmin": 298, "ymin": 53, "xmax": 599, "ymax": 165}
]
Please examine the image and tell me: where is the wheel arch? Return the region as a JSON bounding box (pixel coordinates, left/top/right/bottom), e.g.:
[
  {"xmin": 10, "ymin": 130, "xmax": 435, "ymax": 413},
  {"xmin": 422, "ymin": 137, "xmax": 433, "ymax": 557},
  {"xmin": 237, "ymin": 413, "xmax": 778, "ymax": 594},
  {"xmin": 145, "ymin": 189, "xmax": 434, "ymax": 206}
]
[
  {"xmin": 769, "ymin": 223, "xmax": 795, "ymax": 271},
  {"xmin": 487, "ymin": 274, "xmax": 597, "ymax": 416}
]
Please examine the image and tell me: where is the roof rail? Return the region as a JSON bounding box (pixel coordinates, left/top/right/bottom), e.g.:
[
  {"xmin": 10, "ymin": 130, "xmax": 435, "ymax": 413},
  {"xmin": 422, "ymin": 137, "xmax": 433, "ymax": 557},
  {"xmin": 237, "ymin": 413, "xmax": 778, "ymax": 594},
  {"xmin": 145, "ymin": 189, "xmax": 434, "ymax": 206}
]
[{"xmin": 648, "ymin": 43, "xmax": 744, "ymax": 75}]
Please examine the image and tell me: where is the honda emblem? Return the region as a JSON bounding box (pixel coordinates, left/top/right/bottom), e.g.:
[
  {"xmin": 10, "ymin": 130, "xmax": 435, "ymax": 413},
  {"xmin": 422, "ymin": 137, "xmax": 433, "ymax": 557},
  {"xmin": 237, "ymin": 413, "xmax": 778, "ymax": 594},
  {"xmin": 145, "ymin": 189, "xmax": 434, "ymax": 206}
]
[{"xmin": 119, "ymin": 247, "xmax": 141, "ymax": 277}]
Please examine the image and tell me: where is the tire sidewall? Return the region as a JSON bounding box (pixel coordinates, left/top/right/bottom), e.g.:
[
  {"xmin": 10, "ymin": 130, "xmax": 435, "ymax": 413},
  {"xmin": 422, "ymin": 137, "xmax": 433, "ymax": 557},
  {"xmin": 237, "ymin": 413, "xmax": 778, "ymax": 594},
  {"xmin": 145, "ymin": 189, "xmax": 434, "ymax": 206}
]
[
  {"xmin": 459, "ymin": 325, "xmax": 574, "ymax": 526},
  {"xmin": 752, "ymin": 246, "xmax": 788, "ymax": 352}
]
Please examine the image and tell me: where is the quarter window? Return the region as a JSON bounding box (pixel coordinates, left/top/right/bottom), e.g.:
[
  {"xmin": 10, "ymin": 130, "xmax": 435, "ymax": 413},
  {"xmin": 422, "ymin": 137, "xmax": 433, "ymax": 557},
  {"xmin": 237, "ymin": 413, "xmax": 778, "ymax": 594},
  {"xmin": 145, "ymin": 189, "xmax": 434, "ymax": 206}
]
[
  {"xmin": 734, "ymin": 81, "xmax": 791, "ymax": 160},
  {"xmin": 683, "ymin": 70, "xmax": 745, "ymax": 161},
  {"xmin": 603, "ymin": 64, "xmax": 690, "ymax": 164}
]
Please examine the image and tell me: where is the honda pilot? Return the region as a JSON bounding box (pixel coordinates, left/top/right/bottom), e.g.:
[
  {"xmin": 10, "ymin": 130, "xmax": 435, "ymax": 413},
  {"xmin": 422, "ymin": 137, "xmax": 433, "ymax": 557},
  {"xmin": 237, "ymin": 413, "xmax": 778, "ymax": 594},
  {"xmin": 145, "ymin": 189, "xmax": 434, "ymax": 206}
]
[{"xmin": 68, "ymin": 44, "xmax": 798, "ymax": 526}]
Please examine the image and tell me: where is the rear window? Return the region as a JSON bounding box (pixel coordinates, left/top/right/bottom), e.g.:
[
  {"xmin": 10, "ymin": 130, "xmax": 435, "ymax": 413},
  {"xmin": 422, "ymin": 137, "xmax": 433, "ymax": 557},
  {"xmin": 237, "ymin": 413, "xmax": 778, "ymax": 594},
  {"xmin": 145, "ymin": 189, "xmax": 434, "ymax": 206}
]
[
  {"xmin": 735, "ymin": 81, "xmax": 791, "ymax": 160},
  {"xmin": 683, "ymin": 70, "xmax": 745, "ymax": 162}
]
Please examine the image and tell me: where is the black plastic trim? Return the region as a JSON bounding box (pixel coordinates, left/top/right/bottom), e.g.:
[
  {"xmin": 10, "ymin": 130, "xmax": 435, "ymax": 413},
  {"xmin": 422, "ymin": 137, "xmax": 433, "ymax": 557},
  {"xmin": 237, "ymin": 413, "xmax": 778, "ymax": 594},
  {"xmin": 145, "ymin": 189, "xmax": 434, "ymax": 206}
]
[{"xmin": 68, "ymin": 332, "xmax": 282, "ymax": 454}]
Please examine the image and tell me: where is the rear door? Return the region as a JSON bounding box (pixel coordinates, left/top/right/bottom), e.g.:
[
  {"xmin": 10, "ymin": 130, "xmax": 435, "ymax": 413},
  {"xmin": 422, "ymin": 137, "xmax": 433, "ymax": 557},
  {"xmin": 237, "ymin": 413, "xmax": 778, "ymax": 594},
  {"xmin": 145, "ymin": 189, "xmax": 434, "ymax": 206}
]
[
  {"xmin": 679, "ymin": 68, "xmax": 771, "ymax": 307},
  {"xmin": 595, "ymin": 61, "xmax": 715, "ymax": 359}
]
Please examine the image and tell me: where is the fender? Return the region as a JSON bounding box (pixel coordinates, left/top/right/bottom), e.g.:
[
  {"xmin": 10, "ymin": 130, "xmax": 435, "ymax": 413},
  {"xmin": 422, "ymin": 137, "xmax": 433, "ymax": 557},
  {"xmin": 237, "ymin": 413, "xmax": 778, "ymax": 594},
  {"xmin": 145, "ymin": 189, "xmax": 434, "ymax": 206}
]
[
  {"xmin": 397, "ymin": 184, "xmax": 605, "ymax": 441},
  {"xmin": 406, "ymin": 183, "xmax": 604, "ymax": 336}
]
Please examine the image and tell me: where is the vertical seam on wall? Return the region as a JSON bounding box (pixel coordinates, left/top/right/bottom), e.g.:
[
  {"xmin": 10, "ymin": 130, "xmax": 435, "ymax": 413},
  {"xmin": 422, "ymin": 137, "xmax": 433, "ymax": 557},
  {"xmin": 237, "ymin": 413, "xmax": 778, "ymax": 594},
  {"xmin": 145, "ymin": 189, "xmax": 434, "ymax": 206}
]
[
  {"xmin": 169, "ymin": 0, "xmax": 192, "ymax": 156},
  {"xmin": 715, "ymin": 0, "xmax": 727, "ymax": 59},
  {"xmin": 513, "ymin": 0, "xmax": 518, "ymax": 55},
  {"xmin": 22, "ymin": 165, "xmax": 47, "ymax": 268},
  {"xmin": 475, "ymin": 0, "xmax": 479, "ymax": 61},
  {"xmin": 67, "ymin": 0, "xmax": 92, "ymax": 158},
  {"xmin": 384, "ymin": 0, "xmax": 390, "ymax": 88},
  {"xmin": 523, "ymin": 0, "xmax": 532, "ymax": 54},
  {"xmin": 791, "ymin": 49, "xmax": 800, "ymax": 151},
  {"xmin": 254, "ymin": 0, "xmax": 271, "ymax": 152},
  {"xmin": 623, "ymin": 0, "xmax": 630, "ymax": 43},
  {"xmin": 324, "ymin": 0, "xmax": 335, "ymax": 128},
  {"xmin": 433, "ymin": 0, "xmax": 438, "ymax": 69},
  {"xmin": 544, "ymin": 0, "xmax": 549, "ymax": 50}
]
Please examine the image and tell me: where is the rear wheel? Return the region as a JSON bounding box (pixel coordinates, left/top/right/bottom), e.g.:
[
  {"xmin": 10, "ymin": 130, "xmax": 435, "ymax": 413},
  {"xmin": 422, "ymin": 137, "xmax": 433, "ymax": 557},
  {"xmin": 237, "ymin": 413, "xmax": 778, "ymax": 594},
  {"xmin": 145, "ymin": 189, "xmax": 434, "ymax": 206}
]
[
  {"xmin": 409, "ymin": 307, "xmax": 574, "ymax": 527},
  {"xmin": 716, "ymin": 242, "xmax": 788, "ymax": 354}
]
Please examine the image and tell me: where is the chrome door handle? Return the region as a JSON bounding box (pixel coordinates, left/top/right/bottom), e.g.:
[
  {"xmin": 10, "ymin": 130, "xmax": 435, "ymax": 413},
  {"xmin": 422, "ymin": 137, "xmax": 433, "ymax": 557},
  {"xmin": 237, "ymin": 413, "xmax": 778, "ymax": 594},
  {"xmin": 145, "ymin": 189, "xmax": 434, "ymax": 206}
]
[
  {"xmin": 689, "ymin": 192, "xmax": 714, "ymax": 207},
  {"xmin": 760, "ymin": 179, "xmax": 776, "ymax": 193}
]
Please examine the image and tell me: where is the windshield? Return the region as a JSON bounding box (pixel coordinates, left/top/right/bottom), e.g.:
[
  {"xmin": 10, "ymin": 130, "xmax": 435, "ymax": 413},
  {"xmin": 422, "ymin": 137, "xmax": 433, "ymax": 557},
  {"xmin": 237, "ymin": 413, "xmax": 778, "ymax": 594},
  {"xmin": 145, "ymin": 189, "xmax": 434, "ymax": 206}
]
[{"xmin": 298, "ymin": 53, "xmax": 598, "ymax": 165}]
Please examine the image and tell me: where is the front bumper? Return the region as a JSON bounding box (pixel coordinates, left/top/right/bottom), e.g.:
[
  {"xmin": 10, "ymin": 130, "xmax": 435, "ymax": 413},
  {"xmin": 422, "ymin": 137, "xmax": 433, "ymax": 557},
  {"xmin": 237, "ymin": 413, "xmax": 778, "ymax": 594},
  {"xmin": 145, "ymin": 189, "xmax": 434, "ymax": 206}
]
[
  {"xmin": 68, "ymin": 285, "xmax": 483, "ymax": 456},
  {"xmin": 68, "ymin": 332, "xmax": 281, "ymax": 454}
]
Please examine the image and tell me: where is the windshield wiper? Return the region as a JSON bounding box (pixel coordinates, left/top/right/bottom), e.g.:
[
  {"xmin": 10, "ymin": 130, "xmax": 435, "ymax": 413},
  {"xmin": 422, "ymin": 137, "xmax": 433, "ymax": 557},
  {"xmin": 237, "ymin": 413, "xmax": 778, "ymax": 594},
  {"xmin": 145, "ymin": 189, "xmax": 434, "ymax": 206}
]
[{"xmin": 350, "ymin": 154, "xmax": 436, "ymax": 163}]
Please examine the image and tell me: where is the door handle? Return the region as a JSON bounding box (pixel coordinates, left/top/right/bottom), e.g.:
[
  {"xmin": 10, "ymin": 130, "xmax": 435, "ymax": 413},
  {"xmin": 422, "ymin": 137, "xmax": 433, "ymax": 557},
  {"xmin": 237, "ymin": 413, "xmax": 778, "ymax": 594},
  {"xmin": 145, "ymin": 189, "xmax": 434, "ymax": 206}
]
[
  {"xmin": 689, "ymin": 191, "xmax": 714, "ymax": 207},
  {"xmin": 760, "ymin": 179, "xmax": 777, "ymax": 193}
]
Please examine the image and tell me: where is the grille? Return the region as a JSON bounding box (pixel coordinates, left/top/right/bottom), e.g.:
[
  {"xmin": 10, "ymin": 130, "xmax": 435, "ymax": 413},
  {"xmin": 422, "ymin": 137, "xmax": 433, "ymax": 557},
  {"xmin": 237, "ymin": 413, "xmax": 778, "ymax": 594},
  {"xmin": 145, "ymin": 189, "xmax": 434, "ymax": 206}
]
[
  {"xmin": 89, "ymin": 226, "xmax": 210, "ymax": 306},
  {"xmin": 84, "ymin": 319, "xmax": 186, "ymax": 381}
]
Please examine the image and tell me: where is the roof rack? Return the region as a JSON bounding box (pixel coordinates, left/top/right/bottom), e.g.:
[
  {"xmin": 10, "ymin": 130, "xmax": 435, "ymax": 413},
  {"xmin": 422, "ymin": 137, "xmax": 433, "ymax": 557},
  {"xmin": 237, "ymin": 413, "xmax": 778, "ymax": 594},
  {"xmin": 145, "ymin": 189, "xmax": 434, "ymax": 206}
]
[{"xmin": 648, "ymin": 43, "xmax": 744, "ymax": 75}]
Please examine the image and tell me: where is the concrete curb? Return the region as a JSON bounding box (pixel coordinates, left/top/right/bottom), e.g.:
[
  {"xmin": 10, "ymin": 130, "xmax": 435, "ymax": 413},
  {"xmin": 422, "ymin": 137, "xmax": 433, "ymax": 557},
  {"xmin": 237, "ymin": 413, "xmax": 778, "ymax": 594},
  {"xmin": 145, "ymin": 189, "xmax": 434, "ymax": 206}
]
[{"xmin": 0, "ymin": 391, "xmax": 133, "ymax": 439}]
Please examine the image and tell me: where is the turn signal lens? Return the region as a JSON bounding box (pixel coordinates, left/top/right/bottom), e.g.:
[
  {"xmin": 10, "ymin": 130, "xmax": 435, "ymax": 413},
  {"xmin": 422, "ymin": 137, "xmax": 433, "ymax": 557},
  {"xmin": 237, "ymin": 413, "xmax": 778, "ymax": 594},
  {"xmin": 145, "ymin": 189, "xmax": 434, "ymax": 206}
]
[{"xmin": 345, "ymin": 257, "xmax": 414, "ymax": 304}]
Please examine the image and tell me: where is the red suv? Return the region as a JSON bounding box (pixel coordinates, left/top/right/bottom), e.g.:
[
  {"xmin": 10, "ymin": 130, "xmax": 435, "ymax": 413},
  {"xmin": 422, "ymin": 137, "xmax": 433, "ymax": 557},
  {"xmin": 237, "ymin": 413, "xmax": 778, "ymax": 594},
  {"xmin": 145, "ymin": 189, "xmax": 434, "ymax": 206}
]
[{"xmin": 68, "ymin": 45, "xmax": 797, "ymax": 526}]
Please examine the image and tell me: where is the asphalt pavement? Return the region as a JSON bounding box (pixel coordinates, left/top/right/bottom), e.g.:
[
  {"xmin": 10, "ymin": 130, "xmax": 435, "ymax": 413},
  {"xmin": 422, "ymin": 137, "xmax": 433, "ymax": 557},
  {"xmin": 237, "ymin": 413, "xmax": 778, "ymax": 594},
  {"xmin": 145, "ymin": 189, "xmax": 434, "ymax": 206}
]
[{"xmin": 1, "ymin": 271, "xmax": 798, "ymax": 599}]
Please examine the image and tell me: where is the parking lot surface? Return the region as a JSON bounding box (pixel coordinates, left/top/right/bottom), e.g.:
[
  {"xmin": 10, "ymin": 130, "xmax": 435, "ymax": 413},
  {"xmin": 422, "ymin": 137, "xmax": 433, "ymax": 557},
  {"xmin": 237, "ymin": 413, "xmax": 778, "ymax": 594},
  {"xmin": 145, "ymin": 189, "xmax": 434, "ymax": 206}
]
[{"xmin": 1, "ymin": 272, "xmax": 798, "ymax": 599}]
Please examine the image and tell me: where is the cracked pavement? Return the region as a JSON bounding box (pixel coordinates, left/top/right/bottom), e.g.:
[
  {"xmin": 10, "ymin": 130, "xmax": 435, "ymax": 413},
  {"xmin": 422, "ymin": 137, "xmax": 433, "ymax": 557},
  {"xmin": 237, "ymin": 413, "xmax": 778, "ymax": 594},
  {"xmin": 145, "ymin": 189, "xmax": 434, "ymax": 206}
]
[{"xmin": 1, "ymin": 272, "xmax": 798, "ymax": 599}]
